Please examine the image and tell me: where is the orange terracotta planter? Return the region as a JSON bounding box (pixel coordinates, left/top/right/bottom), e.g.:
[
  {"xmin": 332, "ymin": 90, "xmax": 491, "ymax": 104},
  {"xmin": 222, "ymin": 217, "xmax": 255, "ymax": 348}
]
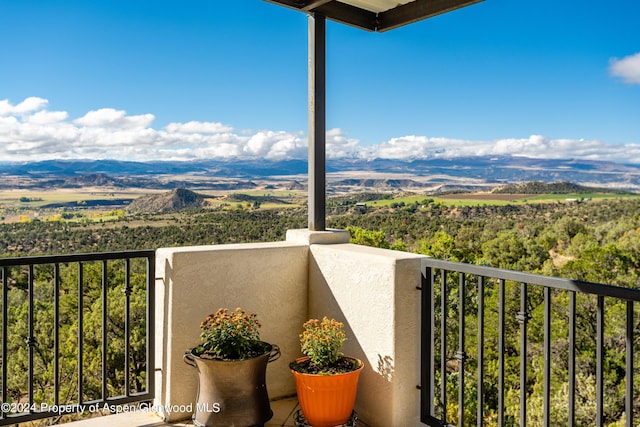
[{"xmin": 291, "ymin": 357, "xmax": 364, "ymax": 427}]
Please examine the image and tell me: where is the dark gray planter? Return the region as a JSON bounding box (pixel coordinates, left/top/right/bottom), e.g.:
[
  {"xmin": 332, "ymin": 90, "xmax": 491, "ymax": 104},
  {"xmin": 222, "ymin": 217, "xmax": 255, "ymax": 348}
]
[{"xmin": 184, "ymin": 342, "xmax": 280, "ymax": 427}]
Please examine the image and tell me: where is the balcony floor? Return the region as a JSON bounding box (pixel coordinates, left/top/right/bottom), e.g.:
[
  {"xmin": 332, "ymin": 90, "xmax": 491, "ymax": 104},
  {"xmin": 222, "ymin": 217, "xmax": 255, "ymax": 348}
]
[{"xmin": 59, "ymin": 397, "xmax": 369, "ymax": 427}]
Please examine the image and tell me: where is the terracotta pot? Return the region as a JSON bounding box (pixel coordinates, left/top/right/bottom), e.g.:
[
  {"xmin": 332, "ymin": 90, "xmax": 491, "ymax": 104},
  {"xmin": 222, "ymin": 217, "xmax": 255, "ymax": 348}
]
[
  {"xmin": 290, "ymin": 356, "xmax": 364, "ymax": 427},
  {"xmin": 184, "ymin": 342, "xmax": 280, "ymax": 427}
]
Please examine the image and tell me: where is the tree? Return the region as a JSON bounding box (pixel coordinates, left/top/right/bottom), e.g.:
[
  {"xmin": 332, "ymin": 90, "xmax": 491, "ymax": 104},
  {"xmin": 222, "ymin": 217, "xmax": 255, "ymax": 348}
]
[{"xmin": 346, "ymin": 226, "xmax": 390, "ymax": 249}]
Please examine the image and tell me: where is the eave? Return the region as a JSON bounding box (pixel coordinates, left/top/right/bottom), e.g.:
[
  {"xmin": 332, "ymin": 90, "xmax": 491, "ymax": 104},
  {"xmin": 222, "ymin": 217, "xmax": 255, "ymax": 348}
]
[{"xmin": 264, "ymin": 0, "xmax": 483, "ymax": 32}]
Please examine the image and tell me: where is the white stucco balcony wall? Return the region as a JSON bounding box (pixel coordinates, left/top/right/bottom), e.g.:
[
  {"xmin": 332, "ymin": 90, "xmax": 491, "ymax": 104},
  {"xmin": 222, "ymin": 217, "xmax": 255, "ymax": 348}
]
[
  {"xmin": 154, "ymin": 241, "xmax": 309, "ymax": 422},
  {"xmin": 308, "ymin": 242, "xmax": 424, "ymax": 426},
  {"xmin": 154, "ymin": 230, "xmax": 427, "ymax": 426}
]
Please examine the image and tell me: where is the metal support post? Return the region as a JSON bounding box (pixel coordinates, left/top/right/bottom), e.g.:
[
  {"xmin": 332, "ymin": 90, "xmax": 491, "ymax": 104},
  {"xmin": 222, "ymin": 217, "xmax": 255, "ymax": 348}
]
[{"xmin": 308, "ymin": 13, "xmax": 326, "ymax": 231}]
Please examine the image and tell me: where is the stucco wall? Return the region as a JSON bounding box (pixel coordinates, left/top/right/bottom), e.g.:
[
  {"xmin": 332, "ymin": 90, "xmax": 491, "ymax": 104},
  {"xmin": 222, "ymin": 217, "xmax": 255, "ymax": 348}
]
[
  {"xmin": 154, "ymin": 232, "xmax": 428, "ymax": 426},
  {"xmin": 308, "ymin": 243, "xmax": 424, "ymax": 427},
  {"xmin": 154, "ymin": 241, "xmax": 308, "ymax": 422}
]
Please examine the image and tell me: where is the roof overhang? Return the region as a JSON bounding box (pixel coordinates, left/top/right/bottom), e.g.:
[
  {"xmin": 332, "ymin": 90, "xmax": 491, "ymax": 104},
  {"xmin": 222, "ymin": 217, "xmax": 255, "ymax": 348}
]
[{"xmin": 264, "ymin": 0, "xmax": 484, "ymax": 32}]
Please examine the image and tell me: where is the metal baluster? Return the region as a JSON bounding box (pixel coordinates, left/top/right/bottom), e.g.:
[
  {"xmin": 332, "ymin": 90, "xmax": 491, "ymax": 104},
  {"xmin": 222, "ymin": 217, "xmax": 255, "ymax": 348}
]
[
  {"xmin": 145, "ymin": 254, "xmax": 155, "ymax": 396},
  {"xmin": 28, "ymin": 265, "xmax": 35, "ymax": 411},
  {"xmin": 517, "ymin": 282, "xmax": 529, "ymax": 427},
  {"xmin": 1, "ymin": 267, "xmax": 8, "ymax": 418},
  {"xmin": 54, "ymin": 263, "xmax": 60, "ymax": 406},
  {"xmin": 543, "ymin": 287, "xmax": 551, "ymax": 427},
  {"xmin": 420, "ymin": 267, "xmax": 433, "ymax": 422},
  {"xmin": 440, "ymin": 269, "xmax": 447, "ymax": 421},
  {"xmin": 102, "ymin": 260, "xmax": 108, "ymax": 401},
  {"xmin": 429, "ymin": 267, "xmax": 436, "ymax": 420},
  {"xmin": 568, "ymin": 291, "xmax": 576, "ymax": 427},
  {"xmin": 596, "ymin": 295, "xmax": 604, "ymax": 427},
  {"xmin": 477, "ymin": 276, "xmax": 485, "ymax": 427},
  {"xmin": 498, "ymin": 279, "xmax": 505, "ymax": 427},
  {"xmin": 457, "ymin": 273, "xmax": 467, "ymax": 426},
  {"xmin": 626, "ymin": 300, "xmax": 634, "ymax": 427},
  {"xmin": 78, "ymin": 262, "xmax": 84, "ymax": 404},
  {"xmin": 124, "ymin": 258, "xmax": 131, "ymax": 395}
]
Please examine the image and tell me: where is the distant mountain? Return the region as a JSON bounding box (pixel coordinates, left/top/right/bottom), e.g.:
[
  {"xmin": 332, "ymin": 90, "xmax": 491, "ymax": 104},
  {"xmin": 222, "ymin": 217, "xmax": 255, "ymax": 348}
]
[
  {"xmin": 61, "ymin": 172, "xmax": 132, "ymax": 188},
  {"xmin": 286, "ymin": 180, "xmax": 306, "ymax": 190},
  {"xmin": 0, "ymin": 159, "xmax": 309, "ymax": 177},
  {"xmin": 126, "ymin": 188, "xmax": 207, "ymax": 213},
  {"xmin": 2, "ymin": 155, "xmax": 640, "ymax": 191},
  {"xmin": 332, "ymin": 178, "xmax": 426, "ymax": 190}
]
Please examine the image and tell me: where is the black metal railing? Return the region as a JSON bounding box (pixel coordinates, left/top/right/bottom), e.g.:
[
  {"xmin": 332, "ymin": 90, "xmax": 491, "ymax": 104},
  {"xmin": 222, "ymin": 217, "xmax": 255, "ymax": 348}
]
[
  {"xmin": 0, "ymin": 250, "xmax": 155, "ymax": 426},
  {"xmin": 420, "ymin": 258, "xmax": 640, "ymax": 427}
]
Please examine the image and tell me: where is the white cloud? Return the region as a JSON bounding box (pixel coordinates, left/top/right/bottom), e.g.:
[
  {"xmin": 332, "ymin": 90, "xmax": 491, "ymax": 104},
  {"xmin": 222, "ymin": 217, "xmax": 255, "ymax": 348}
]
[
  {"xmin": 74, "ymin": 108, "xmax": 155, "ymax": 129},
  {"xmin": 0, "ymin": 96, "xmax": 48, "ymax": 116},
  {"xmin": 365, "ymin": 135, "xmax": 472, "ymax": 159},
  {"xmin": 326, "ymin": 128, "xmax": 361, "ymax": 158},
  {"xmin": 609, "ymin": 52, "xmax": 640, "ymax": 84},
  {"xmin": 2, "ymin": 96, "xmax": 640, "ymax": 165},
  {"xmin": 243, "ymin": 130, "xmax": 307, "ymax": 160},
  {"xmin": 165, "ymin": 121, "xmax": 233, "ymax": 134},
  {"xmin": 26, "ymin": 110, "xmax": 70, "ymax": 124},
  {"xmin": 361, "ymin": 134, "xmax": 640, "ymax": 163},
  {"xmin": 266, "ymin": 132, "xmax": 307, "ymax": 160},
  {"xmin": 0, "ymin": 97, "xmax": 311, "ymax": 162}
]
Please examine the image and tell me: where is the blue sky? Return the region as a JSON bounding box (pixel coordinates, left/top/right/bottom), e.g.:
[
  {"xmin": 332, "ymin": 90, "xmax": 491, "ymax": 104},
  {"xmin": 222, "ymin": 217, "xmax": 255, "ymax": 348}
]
[{"xmin": 1, "ymin": 0, "xmax": 639, "ymax": 163}]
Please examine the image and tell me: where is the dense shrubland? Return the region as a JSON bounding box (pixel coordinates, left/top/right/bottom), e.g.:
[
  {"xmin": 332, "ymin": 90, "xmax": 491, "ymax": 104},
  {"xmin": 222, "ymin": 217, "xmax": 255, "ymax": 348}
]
[
  {"xmin": 3, "ymin": 197, "xmax": 640, "ymax": 425},
  {"xmin": 334, "ymin": 198, "xmax": 640, "ymax": 426}
]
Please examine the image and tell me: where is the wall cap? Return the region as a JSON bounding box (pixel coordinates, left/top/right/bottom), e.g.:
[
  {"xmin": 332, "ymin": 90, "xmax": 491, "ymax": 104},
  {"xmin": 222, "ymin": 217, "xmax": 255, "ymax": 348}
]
[{"xmin": 286, "ymin": 228, "xmax": 351, "ymax": 245}]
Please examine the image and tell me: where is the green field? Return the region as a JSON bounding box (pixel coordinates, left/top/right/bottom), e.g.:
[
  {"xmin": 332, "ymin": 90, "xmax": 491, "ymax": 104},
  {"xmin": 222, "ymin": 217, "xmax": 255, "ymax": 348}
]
[
  {"xmin": 0, "ymin": 189, "xmax": 148, "ymax": 223},
  {"xmin": 0, "ymin": 189, "xmax": 148, "ymax": 206},
  {"xmin": 364, "ymin": 192, "xmax": 640, "ymax": 208}
]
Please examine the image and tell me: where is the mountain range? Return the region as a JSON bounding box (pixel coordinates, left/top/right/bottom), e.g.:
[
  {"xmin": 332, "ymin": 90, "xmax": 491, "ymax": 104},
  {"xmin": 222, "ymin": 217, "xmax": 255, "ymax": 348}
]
[{"xmin": 2, "ymin": 156, "xmax": 640, "ymax": 192}]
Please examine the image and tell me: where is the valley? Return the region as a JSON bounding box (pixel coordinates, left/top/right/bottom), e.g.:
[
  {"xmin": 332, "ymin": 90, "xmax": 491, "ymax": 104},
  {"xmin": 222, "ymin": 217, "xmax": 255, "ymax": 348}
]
[{"xmin": 2, "ymin": 155, "xmax": 639, "ymax": 224}]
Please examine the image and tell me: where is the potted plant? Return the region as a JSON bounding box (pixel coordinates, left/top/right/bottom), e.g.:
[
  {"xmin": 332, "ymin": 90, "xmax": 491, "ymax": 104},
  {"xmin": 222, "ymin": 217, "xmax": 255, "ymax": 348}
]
[
  {"xmin": 183, "ymin": 307, "xmax": 280, "ymax": 427},
  {"xmin": 289, "ymin": 317, "xmax": 364, "ymax": 427}
]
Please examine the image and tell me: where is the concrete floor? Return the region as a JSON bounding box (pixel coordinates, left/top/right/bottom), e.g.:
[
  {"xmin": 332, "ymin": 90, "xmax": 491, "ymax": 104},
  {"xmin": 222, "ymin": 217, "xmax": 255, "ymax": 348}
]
[
  {"xmin": 58, "ymin": 397, "xmax": 368, "ymax": 427},
  {"xmin": 59, "ymin": 397, "xmax": 299, "ymax": 427}
]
